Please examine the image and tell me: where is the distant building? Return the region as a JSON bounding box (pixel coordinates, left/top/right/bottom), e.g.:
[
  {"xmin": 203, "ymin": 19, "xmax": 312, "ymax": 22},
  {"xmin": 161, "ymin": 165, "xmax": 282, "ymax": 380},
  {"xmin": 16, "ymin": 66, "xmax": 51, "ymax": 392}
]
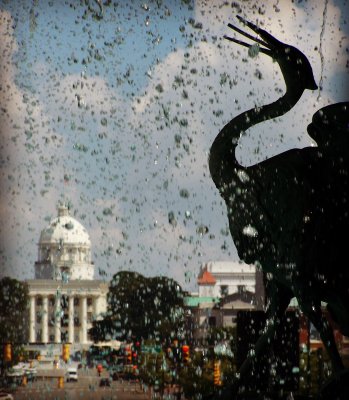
[
  {"xmin": 197, "ymin": 261, "xmax": 262, "ymax": 298},
  {"xmin": 26, "ymin": 204, "xmax": 107, "ymax": 347},
  {"xmin": 185, "ymin": 261, "xmax": 265, "ymax": 340}
]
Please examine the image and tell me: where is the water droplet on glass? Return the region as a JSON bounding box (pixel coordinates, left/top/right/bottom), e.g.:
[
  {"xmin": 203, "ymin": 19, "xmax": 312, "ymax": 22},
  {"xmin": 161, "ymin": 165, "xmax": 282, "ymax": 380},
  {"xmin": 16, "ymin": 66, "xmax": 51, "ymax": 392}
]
[
  {"xmin": 179, "ymin": 189, "xmax": 189, "ymax": 198},
  {"xmin": 242, "ymin": 225, "xmax": 258, "ymax": 237},
  {"xmin": 248, "ymin": 43, "xmax": 260, "ymax": 58}
]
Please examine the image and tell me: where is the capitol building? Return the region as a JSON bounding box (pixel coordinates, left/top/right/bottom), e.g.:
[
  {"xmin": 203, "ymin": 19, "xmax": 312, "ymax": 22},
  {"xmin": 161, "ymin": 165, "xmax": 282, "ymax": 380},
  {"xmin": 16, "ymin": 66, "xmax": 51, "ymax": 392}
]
[{"xmin": 26, "ymin": 204, "xmax": 108, "ymax": 347}]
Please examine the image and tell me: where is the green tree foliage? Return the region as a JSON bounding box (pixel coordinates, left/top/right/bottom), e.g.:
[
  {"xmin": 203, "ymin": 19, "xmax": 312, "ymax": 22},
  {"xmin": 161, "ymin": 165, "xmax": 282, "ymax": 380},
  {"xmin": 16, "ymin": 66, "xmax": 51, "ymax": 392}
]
[
  {"xmin": 90, "ymin": 271, "xmax": 186, "ymax": 342},
  {"xmin": 178, "ymin": 351, "xmax": 236, "ymax": 399},
  {"xmin": 0, "ymin": 277, "xmax": 29, "ymax": 344},
  {"xmin": 206, "ymin": 326, "xmax": 236, "ymax": 355},
  {"xmin": 139, "ymin": 350, "xmax": 172, "ymax": 392}
]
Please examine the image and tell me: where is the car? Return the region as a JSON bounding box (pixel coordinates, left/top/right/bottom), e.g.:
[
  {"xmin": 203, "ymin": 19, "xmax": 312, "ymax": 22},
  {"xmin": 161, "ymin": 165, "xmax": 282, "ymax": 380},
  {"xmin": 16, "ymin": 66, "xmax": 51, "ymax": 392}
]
[
  {"xmin": 66, "ymin": 367, "xmax": 78, "ymax": 382},
  {"xmin": 0, "ymin": 393, "xmax": 14, "ymax": 400},
  {"xmin": 99, "ymin": 378, "xmax": 111, "ymax": 387},
  {"xmin": 111, "ymin": 371, "xmax": 119, "ymax": 381},
  {"xmin": 25, "ymin": 367, "xmax": 37, "ymax": 381},
  {"xmin": 5, "ymin": 367, "xmax": 24, "ymax": 378}
]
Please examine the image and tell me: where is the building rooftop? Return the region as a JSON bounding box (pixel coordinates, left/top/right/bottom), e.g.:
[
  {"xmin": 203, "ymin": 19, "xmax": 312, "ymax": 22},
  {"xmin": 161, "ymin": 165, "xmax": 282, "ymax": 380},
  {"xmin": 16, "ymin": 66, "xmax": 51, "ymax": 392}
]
[
  {"xmin": 197, "ymin": 269, "xmax": 216, "ymax": 285},
  {"xmin": 202, "ymin": 261, "xmax": 256, "ymax": 274},
  {"xmin": 184, "ymin": 296, "xmax": 219, "ymax": 307}
]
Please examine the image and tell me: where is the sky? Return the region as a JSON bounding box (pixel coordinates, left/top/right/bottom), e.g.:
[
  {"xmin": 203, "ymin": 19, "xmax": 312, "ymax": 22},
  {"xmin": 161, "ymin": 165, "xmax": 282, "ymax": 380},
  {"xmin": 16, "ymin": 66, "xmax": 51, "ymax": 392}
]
[{"xmin": 0, "ymin": 0, "xmax": 348, "ymax": 292}]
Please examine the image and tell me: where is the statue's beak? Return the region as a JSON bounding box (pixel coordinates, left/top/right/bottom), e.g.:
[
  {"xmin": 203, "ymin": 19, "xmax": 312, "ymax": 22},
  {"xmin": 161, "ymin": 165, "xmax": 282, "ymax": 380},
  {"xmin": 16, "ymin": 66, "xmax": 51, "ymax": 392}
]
[{"xmin": 224, "ymin": 15, "xmax": 283, "ymax": 58}]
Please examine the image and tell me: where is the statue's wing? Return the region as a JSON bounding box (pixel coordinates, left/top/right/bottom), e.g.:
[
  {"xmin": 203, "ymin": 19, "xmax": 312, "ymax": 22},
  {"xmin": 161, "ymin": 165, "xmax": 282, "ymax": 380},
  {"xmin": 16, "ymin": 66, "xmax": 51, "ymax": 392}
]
[{"xmin": 224, "ymin": 148, "xmax": 312, "ymax": 268}]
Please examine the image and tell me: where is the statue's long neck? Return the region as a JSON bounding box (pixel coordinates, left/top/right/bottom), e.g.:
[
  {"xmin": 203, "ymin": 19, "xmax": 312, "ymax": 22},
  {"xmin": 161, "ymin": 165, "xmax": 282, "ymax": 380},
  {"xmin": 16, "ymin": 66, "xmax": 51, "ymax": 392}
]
[{"xmin": 209, "ymin": 86, "xmax": 304, "ymax": 186}]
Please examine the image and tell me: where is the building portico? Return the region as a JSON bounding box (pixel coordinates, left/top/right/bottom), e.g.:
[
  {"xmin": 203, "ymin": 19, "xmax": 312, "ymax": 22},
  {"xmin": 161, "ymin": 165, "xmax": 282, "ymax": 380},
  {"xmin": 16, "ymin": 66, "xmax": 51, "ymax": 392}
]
[{"xmin": 27, "ymin": 281, "xmax": 107, "ymax": 345}]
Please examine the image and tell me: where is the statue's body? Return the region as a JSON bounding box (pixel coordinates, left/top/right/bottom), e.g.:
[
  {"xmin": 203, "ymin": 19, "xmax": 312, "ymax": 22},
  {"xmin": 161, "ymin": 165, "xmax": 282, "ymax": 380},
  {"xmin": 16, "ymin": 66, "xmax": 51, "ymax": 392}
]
[{"xmin": 209, "ymin": 16, "xmax": 349, "ymax": 398}]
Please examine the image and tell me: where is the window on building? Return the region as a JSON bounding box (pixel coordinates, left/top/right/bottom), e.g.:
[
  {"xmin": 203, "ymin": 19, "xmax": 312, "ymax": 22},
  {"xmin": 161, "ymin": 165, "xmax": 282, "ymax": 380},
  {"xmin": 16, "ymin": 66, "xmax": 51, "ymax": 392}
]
[
  {"xmin": 309, "ymin": 322, "xmax": 321, "ymax": 341},
  {"xmin": 74, "ymin": 298, "xmax": 80, "ymax": 306},
  {"xmin": 61, "ymin": 268, "xmax": 70, "ymax": 283},
  {"xmin": 61, "ymin": 331, "xmax": 68, "ymax": 342},
  {"xmin": 36, "ymin": 297, "xmax": 42, "ymax": 306},
  {"xmin": 238, "ymin": 285, "xmax": 246, "ymax": 294},
  {"xmin": 220, "ymin": 285, "xmax": 228, "ymax": 297},
  {"xmin": 62, "ymin": 313, "xmax": 69, "ymax": 327},
  {"xmin": 208, "ymin": 316, "xmax": 216, "ymax": 327},
  {"xmin": 61, "ymin": 295, "xmax": 68, "ymax": 309},
  {"xmin": 87, "ymin": 312, "xmax": 92, "ymax": 323},
  {"xmin": 87, "ymin": 297, "xmax": 93, "ymax": 307}
]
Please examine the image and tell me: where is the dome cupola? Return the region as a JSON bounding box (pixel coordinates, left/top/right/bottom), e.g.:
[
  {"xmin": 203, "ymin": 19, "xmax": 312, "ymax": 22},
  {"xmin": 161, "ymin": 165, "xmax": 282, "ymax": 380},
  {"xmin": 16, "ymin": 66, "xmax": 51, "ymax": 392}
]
[{"xmin": 35, "ymin": 204, "xmax": 94, "ymax": 281}]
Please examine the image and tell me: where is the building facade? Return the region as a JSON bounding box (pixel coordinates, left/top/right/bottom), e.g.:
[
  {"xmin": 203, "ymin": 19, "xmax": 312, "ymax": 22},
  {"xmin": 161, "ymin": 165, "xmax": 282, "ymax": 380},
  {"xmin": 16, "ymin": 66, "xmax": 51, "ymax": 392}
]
[
  {"xmin": 27, "ymin": 204, "xmax": 107, "ymax": 346},
  {"xmin": 197, "ymin": 261, "xmax": 263, "ymax": 299},
  {"xmin": 186, "ymin": 261, "xmax": 265, "ymax": 340}
]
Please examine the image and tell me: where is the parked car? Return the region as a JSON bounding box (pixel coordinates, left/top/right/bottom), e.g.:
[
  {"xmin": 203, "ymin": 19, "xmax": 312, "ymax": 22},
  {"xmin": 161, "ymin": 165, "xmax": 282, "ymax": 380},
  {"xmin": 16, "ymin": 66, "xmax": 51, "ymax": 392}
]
[
  {"xmin": 109, "ymin": 364, "xmax": 123, "ymax": 381},
  {"xmin": 111, "ymin": 371, "xmax": 119, "ymax": 381},
  {"xmin": 0, "ymin": 393, "xmax": 14, "ymax": 400},
  {"xmin": 25, "ymin": 367, "xmax": 37, "ymax": 381},
  {"xmin": 66, "ymin": 367, "xmax": 78, "ymax": 382},
  {"xmin": 99, "ymin": 378, "xmax": 111, "ymax": 387}
]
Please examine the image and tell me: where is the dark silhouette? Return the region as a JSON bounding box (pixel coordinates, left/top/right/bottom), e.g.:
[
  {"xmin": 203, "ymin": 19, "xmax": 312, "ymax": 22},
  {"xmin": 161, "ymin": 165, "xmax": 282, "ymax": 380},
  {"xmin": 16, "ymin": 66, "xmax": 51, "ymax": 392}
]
[{"xmin": 209, "ymin": 15, "xmax": 349, "ymax": 397}]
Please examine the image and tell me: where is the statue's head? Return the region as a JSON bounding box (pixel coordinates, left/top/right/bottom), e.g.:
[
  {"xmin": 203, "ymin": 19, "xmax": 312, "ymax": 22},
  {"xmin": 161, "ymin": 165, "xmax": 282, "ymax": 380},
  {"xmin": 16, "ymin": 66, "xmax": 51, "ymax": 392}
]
[
  {"xmin": 225, "ymin": 16, "xmax": 318, "ymax": 92},
  {"xmin": 307, "ymin": 102, "xmax": 349, "ymax": 149}
]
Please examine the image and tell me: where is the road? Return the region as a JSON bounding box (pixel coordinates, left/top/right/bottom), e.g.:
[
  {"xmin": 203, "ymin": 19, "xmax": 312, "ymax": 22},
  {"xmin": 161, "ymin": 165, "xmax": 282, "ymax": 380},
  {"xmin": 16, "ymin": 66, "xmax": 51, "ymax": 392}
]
[{"xmin": 10, "ymin": 369, "xmax": 152, "ymax": 400}]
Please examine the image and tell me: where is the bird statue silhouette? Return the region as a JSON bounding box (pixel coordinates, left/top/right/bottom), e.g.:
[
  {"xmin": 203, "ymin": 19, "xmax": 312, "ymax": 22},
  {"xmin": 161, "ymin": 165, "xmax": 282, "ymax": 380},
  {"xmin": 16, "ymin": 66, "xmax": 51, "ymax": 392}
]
[{"xmin": 209, "ymin": 15, "xmax": 349, "ymax": 398}]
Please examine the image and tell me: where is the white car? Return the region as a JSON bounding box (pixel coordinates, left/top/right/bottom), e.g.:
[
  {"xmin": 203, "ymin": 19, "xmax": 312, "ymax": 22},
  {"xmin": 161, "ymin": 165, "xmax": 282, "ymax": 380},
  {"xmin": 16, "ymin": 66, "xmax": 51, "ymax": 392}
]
[
  {"xmin": 0, "ymin": 392, "xmax": 14, "ymax": 400},
  {"xmin": 5, "ymin": 367, "xmax": 23, "ymax": 377},
  {"xmin": 66, "ymin": 367, "xmax": 78, "ymax": 382}
]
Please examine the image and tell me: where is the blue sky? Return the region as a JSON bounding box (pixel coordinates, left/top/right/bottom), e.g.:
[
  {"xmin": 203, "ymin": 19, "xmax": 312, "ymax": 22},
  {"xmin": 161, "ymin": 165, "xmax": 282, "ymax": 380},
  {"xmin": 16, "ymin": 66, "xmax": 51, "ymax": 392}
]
[{"xmin": 1, "ymin": 0, "xmax": 348, "ymax": 291}]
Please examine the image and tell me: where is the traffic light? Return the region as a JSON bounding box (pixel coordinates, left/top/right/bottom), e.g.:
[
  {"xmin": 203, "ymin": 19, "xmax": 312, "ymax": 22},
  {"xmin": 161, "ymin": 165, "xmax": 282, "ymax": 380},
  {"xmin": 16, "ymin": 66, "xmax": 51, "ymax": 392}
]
[
  {"xmin": 214, "ymin": 361, "xmax": 222, "ymax": 386},
  {"xmin": 62, "ymin": 343, "xmax": 70, "ymax": 362},
  {"xmin": 125, "ymin": 348, "xmax": 132, "ymax": 364},
  {"xmin": 3, "ymin": 343, "xmax": 12, "ymax": 362},
  {"xmin": 182, "ymin": 345, "xmax": 190, "ymax": 364}
]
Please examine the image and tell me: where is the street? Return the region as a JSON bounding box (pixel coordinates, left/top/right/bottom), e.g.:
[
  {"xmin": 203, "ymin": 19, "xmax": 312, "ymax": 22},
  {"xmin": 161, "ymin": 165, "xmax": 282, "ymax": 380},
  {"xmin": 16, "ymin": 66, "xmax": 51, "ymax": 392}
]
[{"xmin": 10, "ymin": 369, "xmax": 151, "ymax": 400}]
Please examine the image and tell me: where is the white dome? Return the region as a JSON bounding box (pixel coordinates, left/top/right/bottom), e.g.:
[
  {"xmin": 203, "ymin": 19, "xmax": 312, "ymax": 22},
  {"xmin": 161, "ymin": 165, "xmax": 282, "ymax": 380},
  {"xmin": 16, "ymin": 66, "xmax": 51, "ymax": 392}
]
[{"xmin": 39, "ymin": 206, "xmax": 90, "ymax": 247}]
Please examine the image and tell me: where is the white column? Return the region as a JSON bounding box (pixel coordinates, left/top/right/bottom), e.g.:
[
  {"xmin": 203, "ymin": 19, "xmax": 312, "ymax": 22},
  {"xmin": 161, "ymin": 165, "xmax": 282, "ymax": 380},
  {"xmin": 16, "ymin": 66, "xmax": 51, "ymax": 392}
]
[
  {"xmin": 29, "ymin": 295, "xmax": 36, "ymax": 343},
  {"xmin": 54, "ymin": 296, "xmax": 61, "ymax": 343},
  {"xmin": 41, "ymin": 296, "xmax": 48, "ymax": 343},
  {"xmin": 68, "ymin": 296, "xmax": 74, "ymax": 343},
  {"xmin": 80, "ymin": 296, "xmax": 87, "ymax": 344}
]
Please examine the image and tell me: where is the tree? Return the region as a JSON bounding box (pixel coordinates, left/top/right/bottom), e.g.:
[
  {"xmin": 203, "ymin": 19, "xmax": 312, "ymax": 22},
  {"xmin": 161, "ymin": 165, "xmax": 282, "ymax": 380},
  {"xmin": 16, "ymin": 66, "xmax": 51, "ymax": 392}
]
[
  {"xmin": 90, "ymin": 271, "xmax": 186, "ymax": 343},
  {"xmin": 0, "ymin": 277, "xmax": 29, "ymax": 344},
  {"xmin": 0, "ymin": 277, "xmax": 29, "ymax": 372}
]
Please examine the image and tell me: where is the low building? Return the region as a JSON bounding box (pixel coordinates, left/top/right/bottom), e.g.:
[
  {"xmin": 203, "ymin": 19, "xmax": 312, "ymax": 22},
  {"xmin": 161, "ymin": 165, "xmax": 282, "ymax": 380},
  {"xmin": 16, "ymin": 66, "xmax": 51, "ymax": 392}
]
[
  {"xmin": 186, "ymin": 261, "xmax": 265, "ymax": 341},
  {"xmin": 197, "ymin": 261, "xmax": 263, "ymax": 298},
  {"xmin": 26, "ymin": 204, "xmax": 108, "ymax": 348}
]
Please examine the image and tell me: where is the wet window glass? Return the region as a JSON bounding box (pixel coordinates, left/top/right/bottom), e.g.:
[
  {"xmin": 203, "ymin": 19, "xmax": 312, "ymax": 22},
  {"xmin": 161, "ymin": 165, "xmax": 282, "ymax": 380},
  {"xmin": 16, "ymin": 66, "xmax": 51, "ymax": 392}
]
[{"xmin": 0, "ymin": 1, "xmax": 348, "ymax": 399}]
